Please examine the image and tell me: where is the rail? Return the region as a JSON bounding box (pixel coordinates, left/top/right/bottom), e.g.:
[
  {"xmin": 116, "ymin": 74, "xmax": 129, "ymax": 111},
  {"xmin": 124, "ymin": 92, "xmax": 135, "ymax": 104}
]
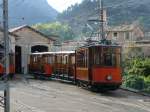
[{"xmin": 120, "ymin": 87, "xmax": 150, "ymax": 97}]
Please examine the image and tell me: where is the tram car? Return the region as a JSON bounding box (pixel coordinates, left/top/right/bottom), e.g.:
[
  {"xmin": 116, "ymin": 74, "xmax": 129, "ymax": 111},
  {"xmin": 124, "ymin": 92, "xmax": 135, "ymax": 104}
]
[
  {"xmin": 54, "ymin": 51, "xmax": 75, "ymax": 80},
  {"xmin": 75, "ymin": 44, "xmax": 122, "ymax": 91},
  {"xmin": 0, "ymin": 53, "xmax": 15, "ymax": 78},
  {"xmin": 29, "ymin": 51, "xmax": 75, "ymax": 79},
  {"xmin": 29, "ymin": 52, "xmax": 55, "ymax": 78}
]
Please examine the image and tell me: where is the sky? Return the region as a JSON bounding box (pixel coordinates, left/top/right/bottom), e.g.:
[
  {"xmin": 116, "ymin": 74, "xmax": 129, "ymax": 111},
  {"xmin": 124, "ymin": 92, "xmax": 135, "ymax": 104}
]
[{"xmin": 47, "ymin": 0, "xmax": 82, "ymax": 12}]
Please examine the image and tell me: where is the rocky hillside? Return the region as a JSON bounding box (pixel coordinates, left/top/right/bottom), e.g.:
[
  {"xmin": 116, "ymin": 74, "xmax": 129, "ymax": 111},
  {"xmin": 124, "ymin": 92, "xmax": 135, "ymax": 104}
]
[
  {"xmin": 58, "ymin": 0, "xmax": 150, "ymax": 35},
  {"xmin": 0, "ymin": 0, "xmax": 58, "ymax": 27}
]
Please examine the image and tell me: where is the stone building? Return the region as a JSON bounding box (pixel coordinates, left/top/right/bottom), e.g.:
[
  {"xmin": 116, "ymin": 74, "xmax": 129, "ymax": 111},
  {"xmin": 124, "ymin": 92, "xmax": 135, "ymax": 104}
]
[
  {"xmin": 0, "ymin": 28, "xmax": 17, "ymax": 60},
  {"xmin": 10, "ymin": 25, "xmax": 57, "ymax": 74},
  {"xmin": 107, "ymin": 24, "xmax": 144, "ymax": 44}
]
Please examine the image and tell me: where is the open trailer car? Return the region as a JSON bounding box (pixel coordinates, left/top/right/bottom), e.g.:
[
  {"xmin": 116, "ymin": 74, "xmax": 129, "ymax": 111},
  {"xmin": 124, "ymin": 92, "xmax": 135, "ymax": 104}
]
[
  {"xmin": 75, "ymin": 44, "xmax": 122, "ymax": 91},
  {"xmin": 53, "ymin": 51, "xmax": 75, "ymax": 81},
  {"xmin": 29, "ymin": 52, "xmax": 55, "ymax": 79},
  {"xmin": 29, "ymin": 51, "xmax": 75, "ymax": 80}
]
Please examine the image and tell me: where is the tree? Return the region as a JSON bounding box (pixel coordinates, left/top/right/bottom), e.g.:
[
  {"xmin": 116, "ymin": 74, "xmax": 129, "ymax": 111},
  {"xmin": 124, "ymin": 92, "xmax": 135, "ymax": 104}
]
[{"xmin": 33, "ymin": 22, "xmax": 75, "ymax": 41}]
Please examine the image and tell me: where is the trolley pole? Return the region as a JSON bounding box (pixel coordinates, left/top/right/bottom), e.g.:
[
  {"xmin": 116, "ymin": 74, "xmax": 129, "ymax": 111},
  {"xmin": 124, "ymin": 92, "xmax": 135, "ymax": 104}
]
[
  {"xmin": 3, "ymin": 0, "xmax": 10, "ymax": 112},
  {"xmin": 99, "ymin": 0, "xmax": 105, "ymax": 40}
]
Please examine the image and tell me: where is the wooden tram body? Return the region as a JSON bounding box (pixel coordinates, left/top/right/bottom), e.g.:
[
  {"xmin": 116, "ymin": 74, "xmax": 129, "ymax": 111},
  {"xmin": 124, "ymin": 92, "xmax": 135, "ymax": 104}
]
[
  {"xmin": 29, "ymin": 52, "xmax": 55, "ymax": 78},
  {"xmin": 75, "ymin": 44, "xmax": 122, "ymax": 90},
  {"xmin": 0, "ymin": 53, "xmax": 15, "ymax": 78},
  {"xmin": 29, "ymin": 51, "xmax": 75, "ymax": 79}
]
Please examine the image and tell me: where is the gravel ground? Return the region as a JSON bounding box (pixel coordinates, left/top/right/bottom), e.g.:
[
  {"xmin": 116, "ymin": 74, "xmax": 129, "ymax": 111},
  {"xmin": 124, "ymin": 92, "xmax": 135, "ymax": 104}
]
[{"xmin": 0, "ymin": 78, "xmax": 150, "ymax": 112}]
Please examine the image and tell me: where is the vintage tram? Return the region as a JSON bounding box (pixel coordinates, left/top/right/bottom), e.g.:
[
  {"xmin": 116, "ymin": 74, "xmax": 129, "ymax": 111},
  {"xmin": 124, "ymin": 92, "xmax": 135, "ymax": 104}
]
[
  {"xmin": 29, "ymin": 43, "xmax": 122, "ymax": 91},
  {"xmin": 0, "ymin": 53, "xmax": 15, "ymax": 78},
  {"xmin": 75, "ymin": 44, "xmax": 122, "ymax": 90}
]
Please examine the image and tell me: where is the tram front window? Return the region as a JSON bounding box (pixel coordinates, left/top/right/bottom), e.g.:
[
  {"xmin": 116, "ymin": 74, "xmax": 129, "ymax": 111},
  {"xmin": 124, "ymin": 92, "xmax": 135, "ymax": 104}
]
[
  {"xmin": 102, "ymin": 47, "xmax": 121, "ymax": 67},
  {"xmin": 92, "ymin": 47, "xmax": 121, "ymax": 67}
]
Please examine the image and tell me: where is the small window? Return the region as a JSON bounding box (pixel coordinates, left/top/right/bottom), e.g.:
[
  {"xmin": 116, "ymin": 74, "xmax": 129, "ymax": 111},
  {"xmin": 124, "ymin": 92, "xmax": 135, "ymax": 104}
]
[
  {"xmin": 114, "ymin": 32, "xmax": 118, "ymax": 37},
  {"xmin": 113, "ymin": 32, "xmax": 118, "ymax": 40},
  {"xmin": 33, "ymin": 57, "xmax": 37, "ymax": 62}
]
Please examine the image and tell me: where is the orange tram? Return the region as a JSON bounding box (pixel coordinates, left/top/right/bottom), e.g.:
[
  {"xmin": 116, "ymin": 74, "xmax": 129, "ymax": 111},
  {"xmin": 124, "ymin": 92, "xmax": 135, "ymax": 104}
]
[
  {"xmin": 0, "ymin": 53, "xmax": 15, "ymax": 79},
  {"xmin": 29, "ymin": 43, "xmax": 122, "ymax": 91}
]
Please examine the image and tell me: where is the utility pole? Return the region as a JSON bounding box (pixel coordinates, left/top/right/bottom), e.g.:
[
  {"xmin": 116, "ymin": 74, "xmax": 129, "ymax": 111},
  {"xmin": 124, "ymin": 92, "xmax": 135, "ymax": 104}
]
[
  {"xmin": 3, "ymin": 0, "xmax": 10, "ymax": 112},
  {"xmin": 99, "ymin": 0, "xmax": 105, "ymax": 40}
]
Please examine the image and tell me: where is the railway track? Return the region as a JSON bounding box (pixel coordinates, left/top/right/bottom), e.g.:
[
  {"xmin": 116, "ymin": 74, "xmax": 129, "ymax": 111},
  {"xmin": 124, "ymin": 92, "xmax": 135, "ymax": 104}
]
[
  {"xmin": 24, "ymin": 77, "xmax": 150, "ymax": 98},
  {"xmin": 120, "ymin": 87, "xmax": 150, "ymax": 97}
]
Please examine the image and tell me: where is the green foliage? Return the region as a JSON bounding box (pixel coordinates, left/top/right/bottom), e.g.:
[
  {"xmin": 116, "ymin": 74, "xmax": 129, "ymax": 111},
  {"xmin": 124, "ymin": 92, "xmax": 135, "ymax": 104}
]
[
  {"xmin": 33, "ymin": 22, "xmax": 75, "ymax": 40},
  {"xmin": 58, "ymin": 0, "xmax": 150, "ymax": 37},
  {"xmin": 123, "ymin": 75, "xmax": 145, "ymax": 90},
  {"xmin": 123, "ymin": 58, "xmax": 150, "ymax": 92},
  {"xmin": 144, "ymin": 76, "xmax": 150, "ymax": 90},
  {"xmin": 125, "ymin": 58, "xmax": 150, "ymax": 77}
]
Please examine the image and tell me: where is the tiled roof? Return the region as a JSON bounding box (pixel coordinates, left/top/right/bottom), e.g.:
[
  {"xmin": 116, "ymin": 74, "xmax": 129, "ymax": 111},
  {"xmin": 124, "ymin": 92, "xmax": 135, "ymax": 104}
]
[
  {"xmin": 0, "ymin": 27, "xmax": 19, "ymax": 37},
  {"xmin": 9, "ymin": 25, "xmax": 58, "ymax": 41},
  {"xmin": 107, "ymin": 24, "xmax": 135, "ymax": 32}
]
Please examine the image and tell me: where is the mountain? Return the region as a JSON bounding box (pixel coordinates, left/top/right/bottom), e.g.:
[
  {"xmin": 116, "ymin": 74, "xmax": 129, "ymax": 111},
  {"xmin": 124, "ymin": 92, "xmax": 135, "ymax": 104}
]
[
  {"xmin": 0, "ymin": 0, "xmax": 58, "ymax": 28},
  {"xmin": 58, "ymin": 0, "xmax": 150, "ymax": 35}
]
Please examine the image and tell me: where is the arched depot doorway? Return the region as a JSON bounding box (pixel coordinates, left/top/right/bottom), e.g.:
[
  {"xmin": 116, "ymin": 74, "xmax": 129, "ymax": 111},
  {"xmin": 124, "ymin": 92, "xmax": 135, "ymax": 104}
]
[{"xmin": 31, "ymin": 45, "xmax": 48, "ymax": 53}]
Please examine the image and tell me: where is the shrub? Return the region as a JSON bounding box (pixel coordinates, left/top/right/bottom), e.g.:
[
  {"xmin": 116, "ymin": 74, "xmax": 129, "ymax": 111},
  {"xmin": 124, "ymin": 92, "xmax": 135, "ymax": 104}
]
[
  {"xmin": 123, "ymin": 75, "xmax": 145, "ymax": 90},
  {"xmin": 144, "ymin": 76, "xmax": 150, "ymax": 93},
  {"xmin": 124, "ymin": 58, "xmax": 150, "ymax": 77}
]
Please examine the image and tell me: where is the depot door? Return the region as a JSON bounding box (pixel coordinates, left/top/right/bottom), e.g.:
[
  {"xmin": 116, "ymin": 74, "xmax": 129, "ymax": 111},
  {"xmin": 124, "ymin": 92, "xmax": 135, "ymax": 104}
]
[{"xmin": 15, "ymin": 46, "xmax": 22, "ymax": 73}]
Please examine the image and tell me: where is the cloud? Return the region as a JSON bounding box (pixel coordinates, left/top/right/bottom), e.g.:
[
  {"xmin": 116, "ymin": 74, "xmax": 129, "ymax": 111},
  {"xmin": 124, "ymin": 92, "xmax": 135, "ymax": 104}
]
[{"xmin": 47, "ymin": 0, "xmax": 82, "ymax": 12}]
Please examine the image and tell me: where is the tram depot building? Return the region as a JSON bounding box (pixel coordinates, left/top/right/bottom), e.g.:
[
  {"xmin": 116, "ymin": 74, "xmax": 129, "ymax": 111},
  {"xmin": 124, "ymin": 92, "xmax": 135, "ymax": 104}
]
[{"xmin": 0, "ymin": 25, "xmax": 57, "ymax": 74}]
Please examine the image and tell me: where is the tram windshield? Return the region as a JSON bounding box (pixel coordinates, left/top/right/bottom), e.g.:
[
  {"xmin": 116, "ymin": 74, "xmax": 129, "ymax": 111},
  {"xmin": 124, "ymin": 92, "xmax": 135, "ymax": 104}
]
[{"xmin": 92, "ymin": 46, "xmax": 121, "ymax": 67}]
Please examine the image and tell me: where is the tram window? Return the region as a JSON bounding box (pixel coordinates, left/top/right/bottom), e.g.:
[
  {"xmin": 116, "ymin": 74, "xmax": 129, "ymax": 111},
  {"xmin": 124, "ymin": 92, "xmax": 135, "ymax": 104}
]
[
  {"xmin": 103, "ymin": 54, "xmax": 112, "ymax": 66},
  {"xmin": 57, "ymin": 55, "xmax": 62, "ymax": 64},
  {"xmin": 0, "ymin": 53, "xmax": 4, "ymax": 60},
  {"xmin": 102, "ymin": 47, "xmax": 121, "ymax": 67},
  {"xmin": 33, "ymin": 56, "xmax": 37, "ymax": 63},
  {"xmin": 43, "ymin": 57, "xmax": 47, "ymax": 63},
  {"xmin": 47, "ymin": 56, "xmax": 52, "ymax": 64},
  {"xmin": 116, "ymin": 54, "xmax": 121, "ymax": 67},
  {"xmin": 63, "ymin": 55, "xmax": 68, "ymax": 64},
  {"xmin": 76, "ymin": 49, "xmax": 88, "ymax": 67},
  {"xmin": 71, "ymin": 56, "xmax": 75, "ymax": 64},
  {"xmin": 92, "ymin": 47, "xmax": 101, "ymax": 65}
]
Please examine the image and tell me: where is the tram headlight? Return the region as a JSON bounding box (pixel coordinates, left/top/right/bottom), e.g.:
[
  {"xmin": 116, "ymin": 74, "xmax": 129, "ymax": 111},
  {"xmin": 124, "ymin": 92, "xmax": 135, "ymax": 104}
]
[{"xmin": 106, "ymin": 75, "xmax": 112, "ymax": 81}]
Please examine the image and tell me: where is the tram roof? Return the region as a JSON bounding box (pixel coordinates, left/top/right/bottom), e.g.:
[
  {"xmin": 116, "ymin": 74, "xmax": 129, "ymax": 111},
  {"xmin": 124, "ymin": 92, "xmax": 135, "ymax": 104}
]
[
  {"xmin": 31, "ymin": 52, "xmax": 55, "ymax": 55},
  {"xmin": 78, "ymin": 43, "xmax": 121, "ymax": 49},
  {"xmin": 55, "ymin": 51, "xmax": 75, "ymax": 54},
  {"xmin": 31, "ymin": 51, "xmax": 75, "ymax": 55}
]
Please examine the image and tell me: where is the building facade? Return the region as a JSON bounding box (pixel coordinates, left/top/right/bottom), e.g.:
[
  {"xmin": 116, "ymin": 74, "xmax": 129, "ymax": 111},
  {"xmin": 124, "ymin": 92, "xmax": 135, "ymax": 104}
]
[
  {"xmin": 107, "ymin": 24, "xmax": 144, "ymax": 44},
  {"xmin": 10, "ymin": 25, "xmax": 57, "ymax": 74}
]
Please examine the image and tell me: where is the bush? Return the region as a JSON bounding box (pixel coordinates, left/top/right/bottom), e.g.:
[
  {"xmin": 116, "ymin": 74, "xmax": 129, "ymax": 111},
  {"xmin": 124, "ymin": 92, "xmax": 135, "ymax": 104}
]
[
  {"xmin": 144, "ymin": 76, "xmax": 150, "ymax": 93},
  {"xmin": 123, "ymin": 75, "xmax": 145, "ymax": 90},
  {"xmin": 123, "ymin": 57, "xmax": 150, "ymax": 93},
  {"xmin": 126, "ymin": 58, "xmax": 150, "ymax": 77},
  {"xmin": 144, "ymin": 86, "xmax": 150, "ymax": 94}
]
